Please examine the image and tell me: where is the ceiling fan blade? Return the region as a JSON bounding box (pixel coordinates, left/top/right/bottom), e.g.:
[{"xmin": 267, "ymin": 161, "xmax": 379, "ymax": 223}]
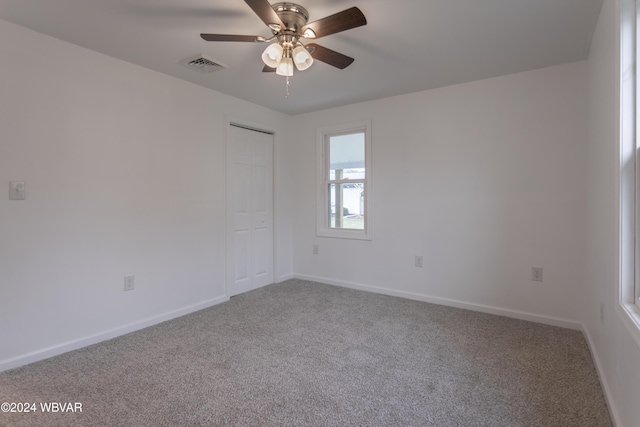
[
  {"xmin": 306, "ymin": 43, "xmax": 354, "ymax": 69},
  {"xmin": 244, "ymin": 0, "xmax": 285, "ymax": 31},
  {"xmin": 301, "ymin": 7, "xmax": 366, "ymax": 39},
  {"xmin": 262, "ymin": 65, "xmax": 276, "ymax": 72},
  {"xmin": 201, "ymin": 34, "xmax": 265, "ymax": 42}
]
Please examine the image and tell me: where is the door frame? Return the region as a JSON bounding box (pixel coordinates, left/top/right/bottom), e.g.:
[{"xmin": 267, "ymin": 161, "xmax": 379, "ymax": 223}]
[{"xmin": 225, "ymin": 117, "xmax": 278, "ymax": 297}]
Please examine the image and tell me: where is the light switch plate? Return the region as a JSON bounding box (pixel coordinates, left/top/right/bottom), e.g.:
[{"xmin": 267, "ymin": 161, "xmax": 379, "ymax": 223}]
[{"xmin": 9, "ymin": 181, "xmax": 25, "ymax": 200}]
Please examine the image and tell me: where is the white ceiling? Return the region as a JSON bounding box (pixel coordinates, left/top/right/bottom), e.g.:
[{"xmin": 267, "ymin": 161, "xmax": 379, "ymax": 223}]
[{"xmin": 0, "ymin": 0, "xmax": 603, "ymax": 115}]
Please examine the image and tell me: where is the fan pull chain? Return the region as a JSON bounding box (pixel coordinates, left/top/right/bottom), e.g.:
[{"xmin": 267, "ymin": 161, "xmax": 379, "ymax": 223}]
[{"xmin": 285, "ymin": 76, "xmax": 290, "ymax": 98}]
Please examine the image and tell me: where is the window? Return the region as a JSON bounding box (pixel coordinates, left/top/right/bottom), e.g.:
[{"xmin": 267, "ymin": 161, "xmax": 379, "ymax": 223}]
[
  {"xmin": 316, "ymin": 120, "xmax": 371, "ymax": 240},
  {"xmin": 619, "ymin": 0, "xmax": 640, "ymax": 344}
]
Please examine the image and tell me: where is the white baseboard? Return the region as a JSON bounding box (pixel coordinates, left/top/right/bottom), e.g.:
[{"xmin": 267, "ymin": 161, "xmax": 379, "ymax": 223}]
[
  {"xmin": 293, "ymin": 274, "xmax": 582, "ymax": 330},
  {"xmin": 581, "ymin": 324, "xmax": 622, "ymax": 427},
  {"xmin": 0, "ymin": 295, "xmax": 229, "ymax": 373},
  {"xmin": 275, "ymin": 273, "xmax": 295, "ymax": 283},
  {"xmin": 2, "ymin": 276, "xmax": 620, "ymax": 426}
]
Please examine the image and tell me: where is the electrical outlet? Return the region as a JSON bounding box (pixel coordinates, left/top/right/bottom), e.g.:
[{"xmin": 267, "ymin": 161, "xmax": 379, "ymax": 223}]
[
  {"xmin": 532, "ymin": 267, "xmax": 543, "ymax": 282},
  {"xmin": 415, "ymin": 255, "xmax": 423, "ymax": 268},
  {"xmin": 600, "ymin": 302, "xmax": 605, "ymax": 325},
  {"xmin": 124, "ymin": 275, "xmax": 135, "ymax": 291},
  {"xmin": 313, "ymin": 244, "xmax": 319, "ymax": 255}
]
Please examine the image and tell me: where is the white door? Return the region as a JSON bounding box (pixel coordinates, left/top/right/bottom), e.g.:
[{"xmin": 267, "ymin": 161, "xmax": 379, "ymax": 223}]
[{"xmin": 226, "ymin": 124, "xmax": 274, "ymax": 296}]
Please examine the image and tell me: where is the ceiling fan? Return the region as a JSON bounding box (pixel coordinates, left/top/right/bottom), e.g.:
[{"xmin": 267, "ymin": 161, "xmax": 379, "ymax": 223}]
[{"xmin": 200, "ymin": 0, "xmax": 366, "ymax": 80}]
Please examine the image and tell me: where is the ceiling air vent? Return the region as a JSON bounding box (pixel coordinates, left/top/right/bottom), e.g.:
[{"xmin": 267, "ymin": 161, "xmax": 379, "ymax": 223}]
[{"xmin": 181, "ymin": 54, "xmax": 228, "ymax": 73}]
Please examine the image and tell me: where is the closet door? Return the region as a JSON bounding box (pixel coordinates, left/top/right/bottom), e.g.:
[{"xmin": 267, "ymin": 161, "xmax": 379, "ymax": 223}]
[{"xmin": 226, "ymin": 124, "xmax": 274, "ymax": 296}]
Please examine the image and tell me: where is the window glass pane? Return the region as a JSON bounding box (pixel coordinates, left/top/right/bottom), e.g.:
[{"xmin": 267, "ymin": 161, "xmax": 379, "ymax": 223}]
[
  {"xmin": 329, "ymin": 133, "xmax": 365, "ymax": 180},
  {"xmin": 328, "ymin": 183, "xmax": 365, "ymax": 230}
]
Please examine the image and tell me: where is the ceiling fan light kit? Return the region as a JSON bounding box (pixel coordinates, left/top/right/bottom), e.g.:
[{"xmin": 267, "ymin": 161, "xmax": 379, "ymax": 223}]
[
  {"xmin": 261, "ymin": 36, "xmax": 313, "ymax": 73},
  {"xmin": 200, "ymin": 0, "xmax": 366, "ymax": 97}
]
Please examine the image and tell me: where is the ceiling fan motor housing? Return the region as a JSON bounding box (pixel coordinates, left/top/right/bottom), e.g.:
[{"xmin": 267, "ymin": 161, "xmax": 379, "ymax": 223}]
[{"xmin": 272, "ymin": 3, "xmax": 309, "ymax": 33}]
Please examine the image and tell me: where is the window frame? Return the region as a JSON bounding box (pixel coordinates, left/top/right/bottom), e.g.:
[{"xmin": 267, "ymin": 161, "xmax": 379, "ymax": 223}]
[
  {"xmin": 619, "ymin": 0, "xmax": 640, "ymax": 346},
  {"xmin": 316, "ymin": 120, "xmax": 372, "ymax": 240},
  {"xmin": 635, "ymin": 0, "xmax": 640, "ymax": 312}
]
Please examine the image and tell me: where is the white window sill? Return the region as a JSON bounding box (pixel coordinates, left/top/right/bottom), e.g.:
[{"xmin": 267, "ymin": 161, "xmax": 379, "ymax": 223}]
[{"xmin": 317, "ymin": 229, "xmax": 371, "ymax": 241}]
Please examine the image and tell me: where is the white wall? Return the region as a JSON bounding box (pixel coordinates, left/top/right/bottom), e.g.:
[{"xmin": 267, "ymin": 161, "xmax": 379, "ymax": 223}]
[
  {"xmin": 585, "ymin": 0, "xmax": 640, "ymax": 425},
  {"xmin": 289, "ymin": 62, "xmax": 588, "ymax": 328},
  {"xmin": 0, "ymin": 19, "xmax": 292, "ymax": 370}
]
